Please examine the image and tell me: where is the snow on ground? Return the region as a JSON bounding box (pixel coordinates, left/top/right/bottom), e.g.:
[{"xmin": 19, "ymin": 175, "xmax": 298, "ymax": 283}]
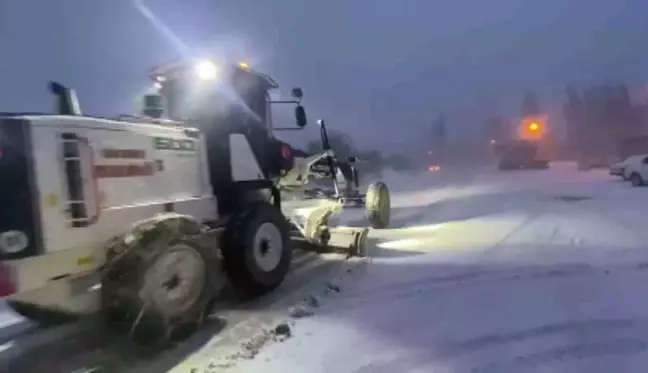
[
  {"xmin": 0, "ymin": 306, "xmax": 24, "ymax": 331},
  {"xmin": 223, "ymin": 162, "xmax": 648, "ymax": 373},
  {"xmin": 4, "ymin": 162, "xmax": 648, "ymax": 373}
]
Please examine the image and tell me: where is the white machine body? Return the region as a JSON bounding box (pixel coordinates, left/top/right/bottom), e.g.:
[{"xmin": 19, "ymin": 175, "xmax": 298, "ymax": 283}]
[{"xmin": 0, "ymin": 114, "xmax": 264, "ymax": 313}]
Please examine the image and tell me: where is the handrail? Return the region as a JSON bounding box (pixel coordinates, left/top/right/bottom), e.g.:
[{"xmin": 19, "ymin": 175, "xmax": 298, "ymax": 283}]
[{"xmin": 78, "ymin": 137, "xmax": 101, "ymax": 225}]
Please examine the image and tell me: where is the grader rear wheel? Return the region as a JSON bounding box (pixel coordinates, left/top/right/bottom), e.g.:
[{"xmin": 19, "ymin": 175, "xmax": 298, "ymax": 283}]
[{"xmin": 101, "ymin": 214, "xmax": 221, "ymax": 344}]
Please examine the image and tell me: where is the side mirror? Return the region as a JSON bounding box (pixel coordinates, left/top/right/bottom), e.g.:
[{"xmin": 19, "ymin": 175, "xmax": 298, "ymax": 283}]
[
  {"xmin": 295, "ymin": 105, "xmax": 307, "ymax": 128},
  {"xmin": 291, "ymin": 87, "xmax": 303, "ymax": 100}
]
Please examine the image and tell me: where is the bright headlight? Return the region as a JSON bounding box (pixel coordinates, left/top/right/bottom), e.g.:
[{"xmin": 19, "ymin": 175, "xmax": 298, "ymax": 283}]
[{"xmin": 194, "ymin": 59, "xmax": 218, "ymax": 81}]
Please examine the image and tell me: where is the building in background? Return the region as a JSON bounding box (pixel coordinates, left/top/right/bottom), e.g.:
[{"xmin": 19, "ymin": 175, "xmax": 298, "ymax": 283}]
[{"xmin": 564, "ymin": 84, "xmax": 648, "ymax": 167}]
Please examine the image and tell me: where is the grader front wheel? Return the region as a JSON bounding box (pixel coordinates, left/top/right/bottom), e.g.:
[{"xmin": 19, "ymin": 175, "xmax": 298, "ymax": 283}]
[{"xmin": 365, "ymin": 181, "xmax": 391, "ymax": 229}]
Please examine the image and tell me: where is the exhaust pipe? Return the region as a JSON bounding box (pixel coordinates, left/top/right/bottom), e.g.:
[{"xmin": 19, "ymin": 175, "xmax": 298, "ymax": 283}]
[{"xmin": 49, "ymin": 81, "xmax": 82, "ymax": 116}]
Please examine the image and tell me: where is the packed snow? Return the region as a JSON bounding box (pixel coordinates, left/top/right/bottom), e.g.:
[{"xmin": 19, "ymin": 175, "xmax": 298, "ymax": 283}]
[
  {"xmin": 221, "ymin": 162, "xmax": 648, "ymax": 373},
  {"xmin": 3, "ymin": 162, "xmax": 648, "ymax": 373}
]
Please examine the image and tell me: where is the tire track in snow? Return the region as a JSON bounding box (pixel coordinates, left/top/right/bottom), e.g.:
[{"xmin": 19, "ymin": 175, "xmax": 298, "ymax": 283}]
[
  {"xmin": 474, "ymin": 338, "xmax": 646, "ymax": 373},
  {"xmin": 340, "ymin": 189, "xmax": 557, "ymax": 302},
  {"xmin": 350, "ymin": 319, "xmax": 644, "ymax": 373},
  {"xmin": 436, "ymin": 318, "xmax": 637, "ymax": 357},
  {"xmin": 319, "ymin": 264, "xmax": 597, "ymax": 309},
  {"xmin": 480, "ymin": 210, "xmax": 545, "ymax": 253},
  {"xmin": 325, "ymin": 256, "xmax": 648, "ymax": 310},
  {"xmin": 566, "ymin": 198, "xmax": 648, "ymax": 248},
  {"xmin": 345, "ymin": 176, "xmax": 647, "ymax": 308}
]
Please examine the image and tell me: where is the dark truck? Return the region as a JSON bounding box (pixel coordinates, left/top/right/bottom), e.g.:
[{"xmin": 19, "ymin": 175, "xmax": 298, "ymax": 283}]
[{"xmin": 496, "ymin": 140, "xmax": 550, "ymax": 170}]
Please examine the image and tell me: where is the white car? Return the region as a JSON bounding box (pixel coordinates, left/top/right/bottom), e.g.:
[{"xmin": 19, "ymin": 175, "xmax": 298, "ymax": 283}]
[
  {"xmin": 620, "ymin": 154, "xmax": 648, "ymax": 186},
  {"xmin": 609, "ymin": 156, "xmax": 637, "ymax": 179}
]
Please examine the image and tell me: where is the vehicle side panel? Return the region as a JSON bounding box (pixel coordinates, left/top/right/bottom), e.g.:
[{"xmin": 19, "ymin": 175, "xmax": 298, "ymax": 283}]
[{"xmin": 9, "ymin": 117, "xmax": 217, "ymax": 294}]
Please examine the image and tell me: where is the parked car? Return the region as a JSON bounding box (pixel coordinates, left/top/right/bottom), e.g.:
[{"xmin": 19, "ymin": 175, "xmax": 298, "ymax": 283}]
[
  {"xmin": 619, "ymin": 154, "xmax": 648, "ymax": 186},
  {"xmin": 609, "ymin": 156, "xmax": 637, "ymax": 179}
]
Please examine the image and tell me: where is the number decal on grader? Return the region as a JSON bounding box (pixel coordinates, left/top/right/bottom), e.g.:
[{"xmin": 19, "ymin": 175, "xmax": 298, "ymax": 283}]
[
  {"xmin": 94, "ymin": 163, "xmax": 155, "ymax": 178},
  {"xmin": 154, "ymin": 137, "xmax": 196, "ymax": 152}
]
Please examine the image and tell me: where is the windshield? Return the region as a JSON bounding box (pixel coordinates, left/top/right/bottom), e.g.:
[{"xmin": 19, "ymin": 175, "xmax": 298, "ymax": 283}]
[
  {"xmin": 0, "ymin": 119, "xmax": 39, "ymax": 260},
  {"xmin": 160, "ymin": 77, "xmax": 230, "ymax": 123},
  {"xmin": 156, "ymin": 64, "xmax": 271, "ymax": 129}
]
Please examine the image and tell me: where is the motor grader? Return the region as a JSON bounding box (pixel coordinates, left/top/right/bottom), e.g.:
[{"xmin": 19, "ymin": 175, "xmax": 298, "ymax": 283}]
[{"xmin": 0, "ymin": 59, "xmax": 390, "ymax": 342}]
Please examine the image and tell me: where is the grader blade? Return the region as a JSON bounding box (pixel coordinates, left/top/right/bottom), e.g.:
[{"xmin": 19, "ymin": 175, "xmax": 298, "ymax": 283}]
[
  {"xmin": 325, "ymin": 225, "xmax": 370, "ymax": 257},
  {"xmin": 289, "ymin": 202, "xmax": 370, "ymax": 257}
]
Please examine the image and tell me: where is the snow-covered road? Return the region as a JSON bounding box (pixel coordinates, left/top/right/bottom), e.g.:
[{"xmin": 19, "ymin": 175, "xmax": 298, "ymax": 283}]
[
  {"xmin": 3, "ymin": 162, "xmax": 647, "ymax": 373},
  {"xmin": 223, "ymin": 163, "xmax": 648, "ymax": 373}
]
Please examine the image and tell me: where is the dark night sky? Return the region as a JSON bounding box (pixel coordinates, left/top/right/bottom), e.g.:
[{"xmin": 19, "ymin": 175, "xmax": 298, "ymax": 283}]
[{"xmin": 1, "ymin": 0, "xmax": 648, "ymax": 149}]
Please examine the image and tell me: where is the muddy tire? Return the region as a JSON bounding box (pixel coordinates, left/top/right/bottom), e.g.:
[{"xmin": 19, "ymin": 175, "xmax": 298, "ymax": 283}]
[
  {"xmin": 631, "ymin": 172, "xmax": 644, "ymax": 187},
  {"xmin": 100, "ymin": 214, "xmax": 220, "ymax": 345},
  {"xmin": 221, "ymin": 203, "xmax": 292, "ymax": 297},
  {"xmin": 365, "ymin": 181, "xmax": 391, "ymax": 229}
]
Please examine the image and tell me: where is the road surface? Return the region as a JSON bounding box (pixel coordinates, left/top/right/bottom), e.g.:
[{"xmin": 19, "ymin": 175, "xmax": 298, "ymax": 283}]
[
  {"xmin": 223, "ymin": 163, "xmax": 648, "ymax": 373},
  {"xmin": 2, "ymin": 162, "xmax": 646, "ymax": 372}
]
